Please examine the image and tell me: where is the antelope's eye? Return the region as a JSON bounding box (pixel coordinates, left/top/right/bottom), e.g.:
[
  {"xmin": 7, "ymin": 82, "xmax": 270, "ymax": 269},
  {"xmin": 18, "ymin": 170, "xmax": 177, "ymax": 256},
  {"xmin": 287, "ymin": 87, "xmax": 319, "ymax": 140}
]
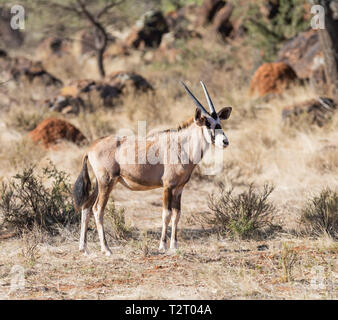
[{"xmin": 205, "ymin": 120, "xmax": 211, "ymax": 128}]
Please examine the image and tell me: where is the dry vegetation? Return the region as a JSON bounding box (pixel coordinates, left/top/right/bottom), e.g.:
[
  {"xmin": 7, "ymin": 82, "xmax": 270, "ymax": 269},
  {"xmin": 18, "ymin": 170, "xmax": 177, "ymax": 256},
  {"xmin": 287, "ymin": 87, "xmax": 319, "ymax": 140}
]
[{"xmin": 0, "ymin": 0, "xmax": 337, "ymax": 300}]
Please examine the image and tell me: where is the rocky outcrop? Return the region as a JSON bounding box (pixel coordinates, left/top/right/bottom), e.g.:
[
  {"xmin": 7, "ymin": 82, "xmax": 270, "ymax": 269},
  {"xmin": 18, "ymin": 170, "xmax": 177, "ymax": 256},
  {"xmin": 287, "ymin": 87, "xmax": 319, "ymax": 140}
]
[
  {"xmin": 0, "ymin": 54, "xmax": 62, "ymax": 87},
  {"xmin": 276, "ymin": 30, "xmax": 324, "ymax": 87},
  {"xmin": 212, "ymin": 2, "xmax": 234, "ymax": 39},
  {"xmin": 125, "ymin": 10, "xmax": 169, "ymax": 49},
  {"xmin": 45, "ymin": 72, "xmax": 153, "ymax": 114},
  {"xmin": 282, "ymin": 97, "xmax": 337, "ymax": 127},
  {"xmin": 197, "ymin": 0, "xmax": 226, "ymax": 26}
]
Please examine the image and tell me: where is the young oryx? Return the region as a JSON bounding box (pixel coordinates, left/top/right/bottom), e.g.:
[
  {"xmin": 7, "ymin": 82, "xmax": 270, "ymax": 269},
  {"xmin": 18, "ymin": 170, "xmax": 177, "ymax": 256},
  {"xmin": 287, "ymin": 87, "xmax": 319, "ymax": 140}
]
[{"xmin": 73, "ymin": 81, "xmax": 232, "ymax": 256}]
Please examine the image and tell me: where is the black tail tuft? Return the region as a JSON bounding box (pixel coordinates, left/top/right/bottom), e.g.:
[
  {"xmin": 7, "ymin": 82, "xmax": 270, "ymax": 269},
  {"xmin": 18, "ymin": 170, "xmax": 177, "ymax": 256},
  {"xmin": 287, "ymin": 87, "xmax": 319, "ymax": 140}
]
[{"xmin": 73, "ymin": 155, "xmax": 91, "ymax": 211}]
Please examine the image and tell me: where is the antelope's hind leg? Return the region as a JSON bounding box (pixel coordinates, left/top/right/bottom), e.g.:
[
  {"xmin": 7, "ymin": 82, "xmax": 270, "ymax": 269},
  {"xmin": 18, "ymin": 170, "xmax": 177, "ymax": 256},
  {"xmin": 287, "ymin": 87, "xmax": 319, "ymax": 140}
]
[
  {"xmin": 79, "ymin": 207, "xmax": 92, "ymax": 255},
  {"xmin": 79, "ymin": 186, "xmax": 97, "ymax": 255},
  {"xmin": 159, "ymin": 187, "xmax": 173, "ymax": 252},
  {"xmin": 170, "ymin": 187, "xmax": 182, "ymax": 251},
  {"xmin": 93, "ymin": 178, "xmax": 116, "ymax": 256}
]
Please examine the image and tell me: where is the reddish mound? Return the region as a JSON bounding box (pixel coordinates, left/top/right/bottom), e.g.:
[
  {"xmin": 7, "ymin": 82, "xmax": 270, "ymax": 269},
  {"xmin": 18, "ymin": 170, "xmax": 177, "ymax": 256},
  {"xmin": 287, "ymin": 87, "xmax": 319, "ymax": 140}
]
[
  {"xmin": 250, "ymin": 62, "xmax": 298, "ymax": 96},
  {"xmin": 29, "ymin": 118, "xmax": 86, "ymax": 148}
]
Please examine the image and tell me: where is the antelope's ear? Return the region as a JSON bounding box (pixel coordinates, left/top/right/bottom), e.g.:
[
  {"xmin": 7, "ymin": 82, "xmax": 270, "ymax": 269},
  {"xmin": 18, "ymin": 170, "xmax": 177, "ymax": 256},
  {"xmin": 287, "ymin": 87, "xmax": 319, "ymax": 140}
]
[
  {"xmin": 194, "ymin": 108, "xmax": 205, "ymax": 126},
  {"xmin": 218, "ymin": 107, "xmax": 232, "ymax": 120}
]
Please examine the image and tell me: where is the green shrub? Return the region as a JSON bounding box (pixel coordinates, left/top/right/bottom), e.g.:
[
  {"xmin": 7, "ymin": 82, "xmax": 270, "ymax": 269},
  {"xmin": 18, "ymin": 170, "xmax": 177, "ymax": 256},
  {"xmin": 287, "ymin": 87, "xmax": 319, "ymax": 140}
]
[
  {"xmin": 200, "ymin": 183, "xmax": 277, "ymax": 239},
  {"xmin": 0, "ymin": 162, "xmax": 79, "ymax": 235},
  {"xmin": 244, "ymin": 0, "xmax": 309, "ymax": 62},
  {"xmin": 300, "ymin": 188, "xmax": 338, "ymax": 238}
]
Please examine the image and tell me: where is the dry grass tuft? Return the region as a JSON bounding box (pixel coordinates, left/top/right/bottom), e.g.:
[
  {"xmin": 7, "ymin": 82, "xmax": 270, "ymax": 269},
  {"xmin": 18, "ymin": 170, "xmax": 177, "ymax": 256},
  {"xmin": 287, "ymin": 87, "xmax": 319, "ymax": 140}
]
[
  {"xmin": 105, "ymin": 201, "xmax": 132, "ymax": 241},
  {"xmin": 299, "ymin": 188, "xmax": 338, "ymax": 239},
  {"xmin": 279, "ymin": 243, "xmax": 298, "ymax": 283}
]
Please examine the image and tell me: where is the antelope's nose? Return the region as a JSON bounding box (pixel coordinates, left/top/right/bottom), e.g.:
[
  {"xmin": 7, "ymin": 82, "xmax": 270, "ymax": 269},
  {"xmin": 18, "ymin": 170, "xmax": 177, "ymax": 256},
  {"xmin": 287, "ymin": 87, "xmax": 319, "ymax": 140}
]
[{"xmin": 223, "ymin": 139, "xmax": 229, "ymax": 146}]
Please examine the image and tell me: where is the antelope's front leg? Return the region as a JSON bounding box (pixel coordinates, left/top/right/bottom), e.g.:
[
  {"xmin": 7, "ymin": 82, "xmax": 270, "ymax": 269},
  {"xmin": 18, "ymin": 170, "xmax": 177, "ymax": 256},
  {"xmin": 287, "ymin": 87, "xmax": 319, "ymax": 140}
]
[
  {"xmin": 170, "ymin": 188, "xmax": 182, "ymax": 251},
  {"xmin": 159, "ymin": 187, "xmax": 172, "ymax": 252}
]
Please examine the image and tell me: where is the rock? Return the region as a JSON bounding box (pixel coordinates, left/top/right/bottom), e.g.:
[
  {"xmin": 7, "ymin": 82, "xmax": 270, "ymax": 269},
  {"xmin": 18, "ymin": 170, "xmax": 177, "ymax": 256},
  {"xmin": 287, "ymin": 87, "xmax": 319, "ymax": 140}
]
[
  {"xmin": 282, "ymin": 97, "xmax": 337, "ymax": 127},
  {"xmin": 276, "ymin": 30, "xmax": 325, "ymax": 88},
  {"xmin": 250, "ymin": 62, "xmax": 298, "ymax": 96},
  {"xmin": 45, "ymin": 72, "xmax": 152, "ymax": 113},
  {"xmin": 37, "ymin": 37, "xmax": 72, "ymax": 60},
  {"xmin": 125, "ymin": 10, "xmax": 169, "ymax": 49},
  {"xmin": 45, "ymin": 79, "xmax": 119, "ymax": 113},
  {"xmin": 212, "ymin": 2, "xmax": 234, "ymax": 38},
  {"xmin": 197, "ymin": 0, "xmax": 225, "ymax": 26},
  {"xmin": 35, "ymin": 37, "xmax": 81, "ymax": 80},
  {"xmin": 0, "ymin": 54, "xmax": 62, "ymax": 87},
  {"xmin": 107, "ymin": 71, "xmax": 153, "ymax": 94},
  {"xmin": 0, "ymin": 8, "xmax": 24, "ymax": 48},
  {"xmin": 29, "ymin": 118, "xmax": 87, "ymax": 148}
]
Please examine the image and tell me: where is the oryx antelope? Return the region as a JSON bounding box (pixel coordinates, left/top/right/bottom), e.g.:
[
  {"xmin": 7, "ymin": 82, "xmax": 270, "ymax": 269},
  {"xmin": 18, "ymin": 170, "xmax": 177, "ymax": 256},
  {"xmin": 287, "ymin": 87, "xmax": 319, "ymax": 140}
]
[{"xmin": 73, "ymin": 81, "xmax": 232, "ymax": 256}]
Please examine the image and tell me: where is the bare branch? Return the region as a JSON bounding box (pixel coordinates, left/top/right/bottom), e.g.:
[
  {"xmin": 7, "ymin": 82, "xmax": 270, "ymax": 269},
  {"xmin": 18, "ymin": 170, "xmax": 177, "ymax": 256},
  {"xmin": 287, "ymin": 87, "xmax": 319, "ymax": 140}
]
[{"xmin": 96, "ymin": 0, "xmax": 125, "ymax": 19}]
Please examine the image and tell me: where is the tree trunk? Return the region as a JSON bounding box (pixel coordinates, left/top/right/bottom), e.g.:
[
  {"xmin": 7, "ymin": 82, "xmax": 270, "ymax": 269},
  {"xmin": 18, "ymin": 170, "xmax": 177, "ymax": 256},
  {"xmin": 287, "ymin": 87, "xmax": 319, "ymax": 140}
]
[
  {"xmin": 97, "ymin": 48, "xmax": 106, "ymax": 78},
  {"xmin": 94, "ymin": 28, "xmax": 107, "ymax": 79},
  {"xmin": 317, "ymin": 0, "xmax": 338, "ymax": 102}
]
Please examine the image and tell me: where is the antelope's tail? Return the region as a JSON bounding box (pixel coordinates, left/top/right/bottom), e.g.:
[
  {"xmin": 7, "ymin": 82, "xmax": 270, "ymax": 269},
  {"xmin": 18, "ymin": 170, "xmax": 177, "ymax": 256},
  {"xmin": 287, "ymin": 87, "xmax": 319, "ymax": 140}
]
[{"xmin": 73, "ymin": 154, "xmax": 92, "ymax": 211}]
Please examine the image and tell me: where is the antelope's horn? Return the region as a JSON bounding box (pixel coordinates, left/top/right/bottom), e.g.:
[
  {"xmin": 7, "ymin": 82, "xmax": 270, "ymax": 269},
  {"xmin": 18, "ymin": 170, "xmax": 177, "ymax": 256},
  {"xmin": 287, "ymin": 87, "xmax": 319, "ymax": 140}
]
[
  {"xmin": 181, "ymin": 82, "xmax": 209, "ymax": 116},
  {"xmin": 200, "ymin": 81, "xmax": 216, "ymax": 116}
]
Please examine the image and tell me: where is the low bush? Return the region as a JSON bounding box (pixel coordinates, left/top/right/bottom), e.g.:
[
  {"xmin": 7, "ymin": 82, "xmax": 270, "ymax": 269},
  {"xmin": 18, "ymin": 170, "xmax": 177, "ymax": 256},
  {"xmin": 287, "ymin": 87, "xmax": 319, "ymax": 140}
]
[
  {"xmin": 299, "ymin": 188, "xmax": 338, "ymax": 238},
  {"xmin": 0, "ymin": 162, "xmax": 79, "ymax": 235},
  {"xmin": 199, "ymin": 183, "xmax": 277, "ymax": 239}
]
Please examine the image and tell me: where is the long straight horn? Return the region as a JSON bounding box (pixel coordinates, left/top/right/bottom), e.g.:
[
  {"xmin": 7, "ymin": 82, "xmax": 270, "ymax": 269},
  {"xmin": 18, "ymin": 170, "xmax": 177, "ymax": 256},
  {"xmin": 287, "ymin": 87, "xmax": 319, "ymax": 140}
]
[
  {"xmin": 181, "ymin": 81, "xmax": 209, "ymax": 116},
  {"xmin": 200, "ymin": 81, "xmax": 216, "ymax": 117}
]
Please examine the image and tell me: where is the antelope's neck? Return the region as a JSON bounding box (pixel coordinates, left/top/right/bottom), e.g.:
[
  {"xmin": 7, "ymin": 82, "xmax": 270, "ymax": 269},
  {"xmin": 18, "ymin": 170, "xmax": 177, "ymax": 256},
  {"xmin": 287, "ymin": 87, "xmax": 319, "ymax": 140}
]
[{"xmin": 184, "ymin": 123, "xmax": 210, "ymax": 164}]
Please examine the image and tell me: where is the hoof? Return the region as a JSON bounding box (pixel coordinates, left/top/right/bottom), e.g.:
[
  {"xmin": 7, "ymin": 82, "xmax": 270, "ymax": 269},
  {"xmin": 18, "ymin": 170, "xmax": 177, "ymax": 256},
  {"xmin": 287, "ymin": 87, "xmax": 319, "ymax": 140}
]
[
  {"xmin": 102, "ymin": 248, "xmax": 112, "ymax": 256},
  {"xmin": 105, "ymin": 251, "xmax": 112, "ymax": 257},
  {"xmin": 79, "ymin": 246, "xmax": 90, "ymax": 256},
  {"xmin": 170, "ymin": 240, "xmax": 178, "ymax": 250},
  {"xmin": 159, "ymin": 241, "xmax": 167, "ymax": 252}
]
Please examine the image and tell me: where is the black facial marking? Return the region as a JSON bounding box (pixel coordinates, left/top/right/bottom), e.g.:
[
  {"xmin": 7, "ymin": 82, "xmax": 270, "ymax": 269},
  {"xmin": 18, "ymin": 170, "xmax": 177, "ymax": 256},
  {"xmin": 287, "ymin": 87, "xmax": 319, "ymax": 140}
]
[
  {"xmin": 211, "ymin": 111, "xmax": 218, "ymax": 120},
  {"xmin": 215, "ymin": 124, "xmax": 221, "ymax": 130},
  {"xmin": 205, "ymin": 119, "xmax": 211, "ymax": 128}
]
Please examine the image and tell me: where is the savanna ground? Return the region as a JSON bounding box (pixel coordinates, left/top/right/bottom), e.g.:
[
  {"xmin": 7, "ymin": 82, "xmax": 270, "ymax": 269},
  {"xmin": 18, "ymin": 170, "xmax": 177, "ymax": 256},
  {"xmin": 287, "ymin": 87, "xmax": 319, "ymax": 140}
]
[{"xmin": 0, "ymin": 0, "xmax": 337, "ymax": 299}]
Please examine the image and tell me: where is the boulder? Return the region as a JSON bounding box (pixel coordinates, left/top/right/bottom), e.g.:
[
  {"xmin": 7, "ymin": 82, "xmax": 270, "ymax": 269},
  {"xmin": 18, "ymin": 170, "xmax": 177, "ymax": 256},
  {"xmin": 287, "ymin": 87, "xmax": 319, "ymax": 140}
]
[
  {"xmin": 212, "ymin": 2, "xmax": 234, "ymax": 39},
  {"xmin": 107, "ymin": 71, "xmax": 153, "ymax": 94},
  {"xmin": 45, "ymin": 72, "xmax": 152, "ymax": 114},
  {"xmin": 36, "ymin": 37, "xmax": 72, "ymax": 60},
  {"xmin": 29, "ymin": 118, "xmax": 87, "ymax": 148},
  {"xmin": 282, "ymin": 97, "xmax": 337, "ymax": 127},
  {"xmin": 250, "ymin": 62, "xmax": 298, "ymax": 96},
  {"xmin": 0, "ymin": 54, "xmax": 62, "ymax": 87},
  {"xmin": 276, "ymin": 30, "xmax": 324, "ymax": 85},
  {"xmin": 45, "ymin": 79, "xmax": 120, "ymax": 113},
  {"xmin": 125, "ymin": 10, "xmax": 169, "ymax": 49},
  {"xmin": 197, "ymin": 0, "xmax": 226, "ymax": 26}
]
